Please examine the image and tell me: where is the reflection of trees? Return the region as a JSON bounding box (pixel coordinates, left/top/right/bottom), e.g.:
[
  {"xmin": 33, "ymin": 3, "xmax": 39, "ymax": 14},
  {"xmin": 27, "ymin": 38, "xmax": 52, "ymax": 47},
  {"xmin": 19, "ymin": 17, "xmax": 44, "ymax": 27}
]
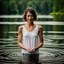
[{"xmin": 0, "ymin": 23, "xmax": 3, "ymax": 38}]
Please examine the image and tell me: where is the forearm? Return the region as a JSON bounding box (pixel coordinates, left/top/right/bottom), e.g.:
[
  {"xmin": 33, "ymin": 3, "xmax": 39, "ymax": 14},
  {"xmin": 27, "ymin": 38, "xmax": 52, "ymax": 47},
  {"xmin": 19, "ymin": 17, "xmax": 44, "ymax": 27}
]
[
  {"xmin": 34, "ymin": 43, "xmax": 43, "ymax": 50},
  {"xmin": 18, "ymin": 42, "xmax": 27, "ymax": 50}
]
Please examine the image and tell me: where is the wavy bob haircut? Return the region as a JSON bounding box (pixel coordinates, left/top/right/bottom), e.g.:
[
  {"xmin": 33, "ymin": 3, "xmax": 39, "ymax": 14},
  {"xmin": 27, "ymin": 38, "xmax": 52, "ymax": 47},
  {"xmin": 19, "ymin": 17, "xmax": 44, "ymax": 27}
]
[{"xmin": 23, "ymin": 7, "xmax": 37, "ymax": 21}]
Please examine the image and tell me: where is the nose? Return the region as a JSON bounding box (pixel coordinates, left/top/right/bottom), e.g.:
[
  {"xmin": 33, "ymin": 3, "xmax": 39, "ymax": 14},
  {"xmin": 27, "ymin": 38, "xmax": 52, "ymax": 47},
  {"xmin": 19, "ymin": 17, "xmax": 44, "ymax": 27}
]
[{"xmin": 29, "ymin": 16, "xmax": 31, "ymax": 19}]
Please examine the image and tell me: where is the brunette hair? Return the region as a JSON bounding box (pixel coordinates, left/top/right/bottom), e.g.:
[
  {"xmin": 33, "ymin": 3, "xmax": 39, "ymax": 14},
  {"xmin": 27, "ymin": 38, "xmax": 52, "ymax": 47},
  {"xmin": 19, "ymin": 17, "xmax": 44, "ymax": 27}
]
[{"xmin": 23, "ymin": 7, "xmax": 37, "ymax": 21}]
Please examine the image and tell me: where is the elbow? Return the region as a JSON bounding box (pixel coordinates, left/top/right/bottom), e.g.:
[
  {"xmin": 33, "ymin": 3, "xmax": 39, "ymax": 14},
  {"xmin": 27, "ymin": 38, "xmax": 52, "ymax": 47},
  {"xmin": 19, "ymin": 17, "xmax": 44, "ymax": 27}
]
[
  {"xmin": 41, "ymin": 42, "xmax": 43, "ymax": 47},
  {"xmin": 42, "ymin": 43, "xmax": 43, "ymax": 46}
]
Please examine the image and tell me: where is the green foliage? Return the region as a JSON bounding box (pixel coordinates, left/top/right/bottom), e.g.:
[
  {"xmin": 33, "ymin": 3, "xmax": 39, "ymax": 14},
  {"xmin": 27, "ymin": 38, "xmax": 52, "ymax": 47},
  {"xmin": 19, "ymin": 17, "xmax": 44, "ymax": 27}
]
[
  {"xmin": 27, "ymin": 1, "xmax": 36, "ymax": 9},
  {"xmin": 51, "ymin": 0, "xmax": 64, "ymax": 31},
  {"xmin": 0, "ymin": 0, "xmax": 53, "ymax": 15},
  {"xmin": 51, "ymin": 0, "xmax": 64, "ymax": 21},
  {"xmin": 53, "ymin": 0, "xmax": 64, "ymax": 12},
  {"xmin": 51, "ymin": 12, "xmax": 64, "ymax": 21},
  {"xmin": 9, "ymin": 0, "xmax": 19, "ymax": 14}
]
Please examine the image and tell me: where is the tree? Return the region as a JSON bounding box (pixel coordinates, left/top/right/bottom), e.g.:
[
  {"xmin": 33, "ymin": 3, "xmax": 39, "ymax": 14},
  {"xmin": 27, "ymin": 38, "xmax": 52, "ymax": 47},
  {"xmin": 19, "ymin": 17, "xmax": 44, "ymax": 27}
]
[
  {"xmin": 27, "ymin": 1, "xmax": 36, "ymax": 9},
  {"xmin": 51, "ymin": 0, "xmax": 64, "ymax": 31}
]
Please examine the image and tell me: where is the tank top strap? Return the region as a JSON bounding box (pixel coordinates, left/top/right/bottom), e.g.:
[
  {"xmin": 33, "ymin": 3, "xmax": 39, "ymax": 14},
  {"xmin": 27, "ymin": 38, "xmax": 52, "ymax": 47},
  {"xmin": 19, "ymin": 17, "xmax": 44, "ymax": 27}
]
[
  {"xmin": 22, "ymin": 25, "xmax": 27, "ymax": 32},
  {"xmin": 34, "ymin": 24, "xmax": 39, "ymax": 33}
]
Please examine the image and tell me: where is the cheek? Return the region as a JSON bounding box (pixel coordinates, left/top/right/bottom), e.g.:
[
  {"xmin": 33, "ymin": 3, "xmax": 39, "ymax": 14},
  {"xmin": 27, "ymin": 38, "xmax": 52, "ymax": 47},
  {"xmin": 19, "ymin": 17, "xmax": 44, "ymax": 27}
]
[{"xmin": 26, "ymin": 16, "xmax": 28, "ymax": 20}]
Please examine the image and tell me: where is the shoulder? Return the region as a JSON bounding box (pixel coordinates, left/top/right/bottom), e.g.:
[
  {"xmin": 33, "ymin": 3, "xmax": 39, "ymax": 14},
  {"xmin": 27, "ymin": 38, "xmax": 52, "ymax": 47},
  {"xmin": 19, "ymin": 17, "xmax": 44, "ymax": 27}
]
[
  {"xmin": 18, "ymin": 25, "xmax": 23, "ymax": 32},
  {"xmin": 38, "ymin": 25, "xmax": 43, "ymax": 31},
  {"xmin": 18, "ymin": 26, "xmax": 23, "ymax": 29}
]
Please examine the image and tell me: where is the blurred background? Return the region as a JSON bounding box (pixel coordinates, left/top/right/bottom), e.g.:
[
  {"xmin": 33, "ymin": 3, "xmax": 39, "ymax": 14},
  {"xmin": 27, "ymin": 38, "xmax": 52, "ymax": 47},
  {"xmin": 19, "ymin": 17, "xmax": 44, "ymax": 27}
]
[{"xmin": 0, "ymin": 0, "xmax": 64, "ymax": 64}]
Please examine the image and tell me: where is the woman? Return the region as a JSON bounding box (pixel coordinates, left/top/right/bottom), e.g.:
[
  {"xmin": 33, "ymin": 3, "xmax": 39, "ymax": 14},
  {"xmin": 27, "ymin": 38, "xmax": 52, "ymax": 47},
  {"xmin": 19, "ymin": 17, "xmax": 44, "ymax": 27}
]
[{"xmin": 18, "ymin": 7, "xmax": 43, "ymax": 64}]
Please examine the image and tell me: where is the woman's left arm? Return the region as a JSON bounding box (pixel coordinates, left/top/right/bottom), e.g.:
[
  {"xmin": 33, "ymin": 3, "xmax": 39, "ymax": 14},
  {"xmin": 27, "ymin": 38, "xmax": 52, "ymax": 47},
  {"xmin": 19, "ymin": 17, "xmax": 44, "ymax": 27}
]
[{"xmin": 35, "ymin": 25, "xmax": 43, "ymax": 49}]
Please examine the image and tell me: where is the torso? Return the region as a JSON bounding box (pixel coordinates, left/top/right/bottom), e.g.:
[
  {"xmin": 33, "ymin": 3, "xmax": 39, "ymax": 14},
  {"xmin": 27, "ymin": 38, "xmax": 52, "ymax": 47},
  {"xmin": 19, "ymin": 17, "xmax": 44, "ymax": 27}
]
[{"xmin": 22, "ymin": 24, "xmax": 39, "ymax": 54}]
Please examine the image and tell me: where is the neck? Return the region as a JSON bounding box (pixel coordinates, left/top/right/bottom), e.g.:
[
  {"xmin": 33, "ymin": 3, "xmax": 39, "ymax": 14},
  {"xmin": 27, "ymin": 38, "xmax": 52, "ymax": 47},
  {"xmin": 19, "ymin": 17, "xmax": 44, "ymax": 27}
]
[{"xmin": 27, "ymin": 22, "xmax": 34, "ymax": 27}]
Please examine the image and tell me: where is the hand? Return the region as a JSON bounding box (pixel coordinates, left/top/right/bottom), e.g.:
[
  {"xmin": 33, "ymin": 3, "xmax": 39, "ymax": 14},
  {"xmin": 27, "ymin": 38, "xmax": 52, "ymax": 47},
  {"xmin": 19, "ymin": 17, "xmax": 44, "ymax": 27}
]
[
  {"xmin": 26, "ymin": 48, "xmax": 31, "ymax": 53},
  {"xmin": 30, "ymin": 48, "xmax": 35, "ymax": 53}
]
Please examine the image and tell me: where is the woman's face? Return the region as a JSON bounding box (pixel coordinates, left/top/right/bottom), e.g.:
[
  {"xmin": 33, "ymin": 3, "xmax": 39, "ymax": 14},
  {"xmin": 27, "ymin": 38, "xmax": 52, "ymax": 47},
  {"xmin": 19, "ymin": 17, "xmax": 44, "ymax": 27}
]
[{"xmin": 26, "ymin": 12, "xmax": 34, "ymax": 22}]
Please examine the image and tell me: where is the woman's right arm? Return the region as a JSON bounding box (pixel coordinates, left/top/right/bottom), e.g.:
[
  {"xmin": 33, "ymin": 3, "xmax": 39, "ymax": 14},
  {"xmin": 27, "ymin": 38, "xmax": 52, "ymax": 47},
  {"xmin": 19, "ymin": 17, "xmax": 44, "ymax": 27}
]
[
  {"xmin": 18, "ymin": 26, "xmax": 27, "ymax": 50},
  {"xmin": 18, "ymin": 26, "xmax": 31, "ymax": 52}
]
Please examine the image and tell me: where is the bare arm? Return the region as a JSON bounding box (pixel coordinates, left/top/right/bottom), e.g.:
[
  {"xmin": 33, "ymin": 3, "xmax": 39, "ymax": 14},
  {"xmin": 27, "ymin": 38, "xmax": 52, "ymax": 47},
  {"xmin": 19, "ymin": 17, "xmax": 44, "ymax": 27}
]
[
  {"xmin": 18, "ymin": 26, "xmax": 31, "ymax": 52},
  {"xmin": 18, "ymin": 26, "xmax": 27, "ymax": 50},
  {"xmin": 35, "ymin": 26, "xmax": 43, "ymax": 49}
]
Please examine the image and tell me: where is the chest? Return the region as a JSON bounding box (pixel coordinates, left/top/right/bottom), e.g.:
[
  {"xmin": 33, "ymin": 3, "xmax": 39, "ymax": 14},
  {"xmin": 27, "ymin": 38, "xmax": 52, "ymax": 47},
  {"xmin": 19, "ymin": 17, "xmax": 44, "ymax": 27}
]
[
  {"xmin": 23, "ymin": 31, "xmax": 38, "ymax": 38},
  {"xmin": 26, "ymin": 27, "xmax": 35, "ymax": 32},
  {"xmin": 22, "ymin": 25, "xmax": 38, "ymax": 38}
]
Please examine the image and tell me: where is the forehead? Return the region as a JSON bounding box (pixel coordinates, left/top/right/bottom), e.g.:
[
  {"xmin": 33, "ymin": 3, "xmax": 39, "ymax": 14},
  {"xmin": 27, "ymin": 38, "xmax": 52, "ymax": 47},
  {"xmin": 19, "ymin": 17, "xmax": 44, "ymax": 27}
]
[{"xmin": 26, "ymin": 12, "xmax": 33, "ymax": 15}]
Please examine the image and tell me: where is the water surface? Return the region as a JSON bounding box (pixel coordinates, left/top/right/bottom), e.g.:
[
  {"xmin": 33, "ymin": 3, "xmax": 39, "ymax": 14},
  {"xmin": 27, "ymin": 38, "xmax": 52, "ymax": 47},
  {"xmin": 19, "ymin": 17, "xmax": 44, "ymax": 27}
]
[{"xmin": 0, "ymin": 24, "xmax": 64, "ymax": 64}]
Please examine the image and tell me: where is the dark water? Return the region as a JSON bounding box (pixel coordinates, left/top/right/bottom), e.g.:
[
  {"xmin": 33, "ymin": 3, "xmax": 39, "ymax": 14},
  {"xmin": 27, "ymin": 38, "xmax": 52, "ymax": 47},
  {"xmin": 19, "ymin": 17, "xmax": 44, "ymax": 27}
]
[{"xmin": 0, "ymin": 25, "xmax": 64, "ymax": 64}]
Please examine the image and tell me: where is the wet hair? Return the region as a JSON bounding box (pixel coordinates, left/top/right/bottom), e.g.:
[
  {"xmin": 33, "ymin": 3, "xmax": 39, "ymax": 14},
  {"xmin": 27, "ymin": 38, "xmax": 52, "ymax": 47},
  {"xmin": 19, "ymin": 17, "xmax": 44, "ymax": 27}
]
[{"xmin": 23, "ymin": 7, "xmax": 37, "ymax": 21}]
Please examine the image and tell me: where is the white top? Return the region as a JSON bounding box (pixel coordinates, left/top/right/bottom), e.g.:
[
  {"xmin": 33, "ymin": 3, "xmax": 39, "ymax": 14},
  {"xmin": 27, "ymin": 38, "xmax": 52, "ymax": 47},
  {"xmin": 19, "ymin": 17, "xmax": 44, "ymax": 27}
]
[{"xmin": 21, "ymin": 24, "xmax": 39, "ymax": 54}]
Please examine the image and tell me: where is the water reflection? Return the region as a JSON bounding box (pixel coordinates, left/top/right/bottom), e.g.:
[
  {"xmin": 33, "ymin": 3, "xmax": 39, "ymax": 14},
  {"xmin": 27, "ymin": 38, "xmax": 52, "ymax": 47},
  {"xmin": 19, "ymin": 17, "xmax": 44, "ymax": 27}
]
[
  {"xmin": 18, "ymin": 54, "xmax": 39, "ymax": 64},
  {"xmin": 0, "ymin": 34, "xmax": 64, "ymax": 64}
]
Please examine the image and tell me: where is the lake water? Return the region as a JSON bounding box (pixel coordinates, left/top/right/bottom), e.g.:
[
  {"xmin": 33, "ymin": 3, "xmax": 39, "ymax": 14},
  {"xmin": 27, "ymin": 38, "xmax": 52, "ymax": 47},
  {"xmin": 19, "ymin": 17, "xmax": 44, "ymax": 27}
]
[{"xmin": 0, "ymin": 23, "xmax": 64, "ymax": 64}]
